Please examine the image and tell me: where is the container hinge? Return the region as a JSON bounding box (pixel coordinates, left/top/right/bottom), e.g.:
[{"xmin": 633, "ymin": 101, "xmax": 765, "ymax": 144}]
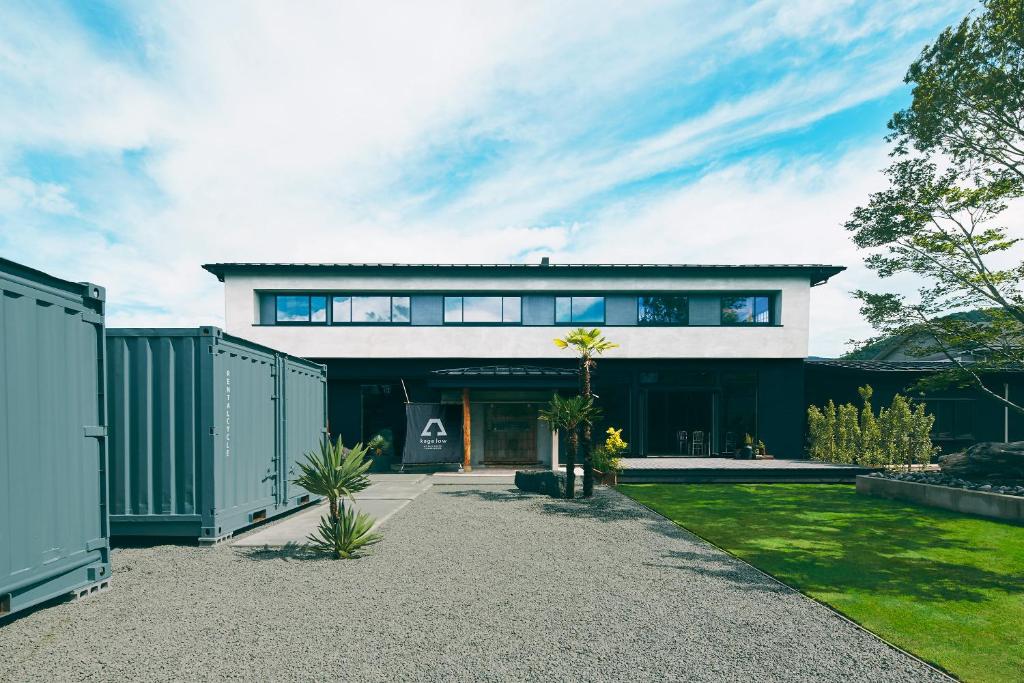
[
  {"xmin": 209, "ymin": 427, "xmax": 217, "ymax": 436},
  {"xmin": 83, "ymin": 425, "xmax": 107, "ymax": 439},
  {"xmin": 86, "ymin": 537, "xmax": 108, "ymax": 551},
  {"xmin": 81, "ymin": 311, "xmax": 104, "ymax": 324}
]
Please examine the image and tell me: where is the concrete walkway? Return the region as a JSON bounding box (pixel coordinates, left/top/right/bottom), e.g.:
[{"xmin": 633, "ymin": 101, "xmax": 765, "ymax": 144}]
[{"xmin": 233, "ymin": 473, "xmax": 433, "ymax": 547}]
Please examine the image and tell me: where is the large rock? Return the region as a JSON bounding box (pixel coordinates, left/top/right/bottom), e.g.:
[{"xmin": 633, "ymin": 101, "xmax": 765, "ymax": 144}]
[
  {"xmin": 939, "ymin": 442, "xmax": 1024, "ymax": 483},
  {"xmin": 514, "ymin": 470, "xmax": 566, "ymax": 498}
]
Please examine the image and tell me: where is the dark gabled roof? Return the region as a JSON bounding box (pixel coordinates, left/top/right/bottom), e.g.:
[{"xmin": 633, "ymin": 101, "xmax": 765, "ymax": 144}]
[
  {"xmin": 432, "ymin": 365, "xmax": 578, "ymax": 378},
  {"xmin": 201, "ymin": 262, "xmax": 845, "ymax": 286},
  {"xmin": 806, "ymin": 359, "xmax": 1024, "ymax": 373}
]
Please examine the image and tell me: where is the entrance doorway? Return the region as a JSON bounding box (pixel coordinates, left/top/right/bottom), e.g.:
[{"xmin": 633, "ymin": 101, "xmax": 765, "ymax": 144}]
[
  {"xmin": 484, "ymin": 403, "xmax": 538, "ymax": 465},
  {"xmin": 645, "ymin": 390, "xmax": 714, "ymax": 455}
]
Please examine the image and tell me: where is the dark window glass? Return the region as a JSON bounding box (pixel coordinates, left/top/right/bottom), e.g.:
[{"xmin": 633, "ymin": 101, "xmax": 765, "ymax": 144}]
[
  {"xmin": 353, "ymin": 296, "xmax": 393, "ymax": 322},
  {"xmin": 392, "ymin": 297, "xmax": 411, "ymax": 323},
  {"xmin": 444, "ymin": 297, "xmax": 463, "ymax": 323},
  {"xmin": 721, "ymin": 295, "xmax": 771, "ymax": 324},
  {"xmin": 556, "ymin": 296, "xmax": 604, "ymax": 323},
  {"xmin": 276, "ymin": 295, "xmax": 310, "ymax": 322},
  {"xmin": 332, "ymin": 296, "xmax": 352, "ymax": 323},
  {"xmin": 639, "ymin": 295, "xmax": 689, "ymax": 324}
]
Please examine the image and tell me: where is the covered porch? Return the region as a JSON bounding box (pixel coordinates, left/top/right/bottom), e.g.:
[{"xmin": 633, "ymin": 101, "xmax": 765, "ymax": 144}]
[{"xmin": 430, "ymin": 365, "xmax": 578, "ymax": 471}]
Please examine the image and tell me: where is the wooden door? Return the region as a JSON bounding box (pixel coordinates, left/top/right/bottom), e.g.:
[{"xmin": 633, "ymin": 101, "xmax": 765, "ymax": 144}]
[{"xmin": 484, "ymin": 403, "xmax": 538, "ymax": 464}]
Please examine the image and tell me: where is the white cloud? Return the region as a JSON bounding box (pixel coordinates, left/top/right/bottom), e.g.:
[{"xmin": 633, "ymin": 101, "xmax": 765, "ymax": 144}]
[{"xmin": 0, "ymin": 0, "xmax": 984, "ymax": 354}]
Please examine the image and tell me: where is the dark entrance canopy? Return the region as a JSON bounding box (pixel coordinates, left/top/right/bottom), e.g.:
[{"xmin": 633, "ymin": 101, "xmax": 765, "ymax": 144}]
[{"xmin": 429, "ymin": 365, "xmax": 579, "ymax": 389}]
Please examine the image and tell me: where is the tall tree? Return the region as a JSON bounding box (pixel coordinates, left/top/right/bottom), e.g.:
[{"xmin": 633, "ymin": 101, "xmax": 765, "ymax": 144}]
[
  {"xmin": 554, "ymin": 328, "xmax": 618, "ymax": 497},
  {"xmin": 846, "ymin": 0, "xmax": 1024, "ymax": 416}
]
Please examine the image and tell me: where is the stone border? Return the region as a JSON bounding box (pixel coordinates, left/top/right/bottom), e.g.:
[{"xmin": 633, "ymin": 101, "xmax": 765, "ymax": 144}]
[{"xmin": 856, "ymin": 475, "xmax": 1024, "ymax": 522}]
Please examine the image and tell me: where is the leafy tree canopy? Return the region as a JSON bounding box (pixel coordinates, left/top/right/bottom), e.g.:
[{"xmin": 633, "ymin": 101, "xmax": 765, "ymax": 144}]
[{"xmin": 847, "ymin": 0, "xmax": 1024, "ymax": 415}]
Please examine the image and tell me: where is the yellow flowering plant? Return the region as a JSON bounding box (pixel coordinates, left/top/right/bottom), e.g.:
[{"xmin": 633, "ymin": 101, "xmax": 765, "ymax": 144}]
[{"xmin": 592, "ymin": 427, "xmax": 628, "ymax": 473}]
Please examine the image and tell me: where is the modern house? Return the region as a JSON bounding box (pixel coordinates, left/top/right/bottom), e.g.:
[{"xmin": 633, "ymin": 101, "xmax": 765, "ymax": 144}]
[{"xmin": 203, "ymin": 260, "xmax": 845, "ymax": 467}]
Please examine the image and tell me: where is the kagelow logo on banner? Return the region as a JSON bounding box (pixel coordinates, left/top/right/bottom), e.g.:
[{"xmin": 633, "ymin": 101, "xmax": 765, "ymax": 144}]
[{"xmin": 402, "ymin": 404, "xmax": 462, "ymax": 464}]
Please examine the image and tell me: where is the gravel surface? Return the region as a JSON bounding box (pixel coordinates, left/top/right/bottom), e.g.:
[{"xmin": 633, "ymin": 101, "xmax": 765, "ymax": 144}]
[{"xmin": 0, "ymin": 485, "xmax": 949, "ymax": 682}]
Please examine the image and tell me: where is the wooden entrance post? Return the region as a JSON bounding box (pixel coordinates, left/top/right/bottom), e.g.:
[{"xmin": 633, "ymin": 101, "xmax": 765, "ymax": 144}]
[{"xmin": 462, "ymin": 387, "xmax": 472, "ymax": 472}]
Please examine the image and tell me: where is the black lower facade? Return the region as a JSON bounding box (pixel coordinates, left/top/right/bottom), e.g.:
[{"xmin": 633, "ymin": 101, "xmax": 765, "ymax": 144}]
[
  {"xmin": 314, "ymin": 357, "xmax": 807, "ymax": 466},
  {"xmin": 805, "ymin": 362, "xmax": 1024, "ymax": 455}
]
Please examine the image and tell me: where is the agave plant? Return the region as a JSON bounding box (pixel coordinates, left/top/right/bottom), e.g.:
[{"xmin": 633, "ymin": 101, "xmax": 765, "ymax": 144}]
[
  {"xmin": 308, "ymin": 502, "xmax": 382, "ymax": 559},
  {"xmin": 293, "ymin": 437, "xmax": 379, "ymax": 559}
]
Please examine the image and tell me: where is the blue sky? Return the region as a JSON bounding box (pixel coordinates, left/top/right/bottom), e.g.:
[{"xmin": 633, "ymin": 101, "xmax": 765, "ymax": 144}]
[{"xmin": 0, "ymin": 0, "xmax": 979, "ymax": 355}]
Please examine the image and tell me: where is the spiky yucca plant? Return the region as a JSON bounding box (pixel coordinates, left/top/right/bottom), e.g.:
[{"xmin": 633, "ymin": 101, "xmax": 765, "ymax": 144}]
[
  {"xmin": 308, "ymin": 503, "xmax": 382, "ymax": 559},
  {"xmin": 293, "ymin": 437, "xmax": 379, "ymax": 559}
]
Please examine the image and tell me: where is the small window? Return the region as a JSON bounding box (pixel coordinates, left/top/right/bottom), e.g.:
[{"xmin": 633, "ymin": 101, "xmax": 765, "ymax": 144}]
[
  {"xmin": 639, "ymin": 295, "xmax": 689, "ymax": 325},
  {"xmin": 392, "ymin": 297, "xmax": 411, "ymax": 323},
  {"xmin": 721, "ymin": 295, "xmax": 771, "ymax": 324},
  {"xmin": 444, "ymin": 297, "xmax": 463, "ymax": 323},
  {"xmin": 311, "ymin": 296, "xmax": 327, "ymax": 322},
  {"xmin": 332, "ymin": 296, "xmax": 352, "ymax": 323},
  {"xmin": 502, "ymin": 297, "xmax": 521, "ymax": 323},
  {"xmin": 275, "ymin": 295, "xmax": 327, "ymax": 324},
  {"xmin": 443, "ymin": 296, "xmax": 522, "ymax": 324},
  {"xmin": 555, "ymin": 296, "xmax": 604, "ymax": 324},
  {"xmin": 353, "ymin": 296, "xmax": 394, "ymax": 323}
]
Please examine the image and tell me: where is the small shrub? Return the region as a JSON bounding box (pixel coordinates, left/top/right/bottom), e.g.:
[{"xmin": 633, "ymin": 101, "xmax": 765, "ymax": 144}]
[
  {"xmin": 307, "ymin": 502, "xmax": 382, "ymax": 559},
  {"xmin": 592, "ymin": 427, "xmax": 628, "ymax": 473}
]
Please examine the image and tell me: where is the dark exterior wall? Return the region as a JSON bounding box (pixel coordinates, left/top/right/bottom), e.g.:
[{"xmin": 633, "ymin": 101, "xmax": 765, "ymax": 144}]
[
  {"xmin": 318, "ymin": 357, "xmax": 811, "ymax": 459},
  {"xmin": 522, "ymin": 295, "xmax": 554, "ymax": 325},
  {"xmin": 688, "ymin": 295, "xmax": 721, "ymax": 325},
  {"xmin": 411, "ymin": 295, "xmax": 443, "ymax": 325},
  {"xmin": 605, "ymin": 296, "xmax": 637, "ymax": 325},
  {"xmin": 756, "ymin": 360, "xmax": 806, "ymax": 458},
  {"xmin": 805, "ymin": 365, "xmax": 1024, "ymax": 453}
]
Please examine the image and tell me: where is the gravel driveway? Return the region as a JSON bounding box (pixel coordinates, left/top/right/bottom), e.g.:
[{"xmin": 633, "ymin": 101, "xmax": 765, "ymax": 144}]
[{"xmin": 0, "ymin": 485, "xmax": 947, "ymax": 682}]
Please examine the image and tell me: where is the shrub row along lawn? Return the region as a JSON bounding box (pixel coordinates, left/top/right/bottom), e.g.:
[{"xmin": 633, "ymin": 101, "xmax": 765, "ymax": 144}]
[{"xmin": 618, "ymin": 483, "xmax": 1024, "ymax": 683}]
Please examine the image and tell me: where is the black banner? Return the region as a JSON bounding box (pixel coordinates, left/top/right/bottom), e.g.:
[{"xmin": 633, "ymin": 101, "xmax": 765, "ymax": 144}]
[{"xmin": 401, "ymin": 403, "xmax": 463, "ymax": 464}]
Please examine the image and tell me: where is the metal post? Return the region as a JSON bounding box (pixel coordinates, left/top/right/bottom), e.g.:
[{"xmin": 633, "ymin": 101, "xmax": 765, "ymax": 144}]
[{"xmin": 462, "ymin": 387, "xmax": 472, "ymax": 472}]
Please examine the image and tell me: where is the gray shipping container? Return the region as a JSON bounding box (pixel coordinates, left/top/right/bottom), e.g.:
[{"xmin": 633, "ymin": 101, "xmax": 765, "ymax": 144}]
[
  {"xmin": 106, "ymin": 327, "xmax": 326, "ymax": 542},
  {"xmin": 1, "ymin": 258, "xmax": 111, "ymax": 619}
]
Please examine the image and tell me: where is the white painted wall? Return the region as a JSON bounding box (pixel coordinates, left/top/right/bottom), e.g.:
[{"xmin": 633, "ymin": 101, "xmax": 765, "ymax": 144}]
[{"xmin": 220, "ymin": 271, "xmax": 814, "ymax": 359}]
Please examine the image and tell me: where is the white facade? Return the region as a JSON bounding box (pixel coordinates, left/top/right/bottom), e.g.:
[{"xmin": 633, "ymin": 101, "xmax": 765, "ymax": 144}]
[{"xmin": 214, "ymin": 265, "xmax": 837, "ymax": 360}]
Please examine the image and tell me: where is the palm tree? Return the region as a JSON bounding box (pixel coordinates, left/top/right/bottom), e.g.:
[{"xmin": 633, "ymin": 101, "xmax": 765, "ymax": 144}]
[
  {"xmin": 539, "ymin": 394, "xmax": 602, "ymax": 499},
  {"xmin": 554, "ymin": 328, "xmax": 618, "ymax": 497}
]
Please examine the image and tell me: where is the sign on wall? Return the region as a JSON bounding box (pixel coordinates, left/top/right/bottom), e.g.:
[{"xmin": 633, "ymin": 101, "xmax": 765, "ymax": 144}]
[{"xmin": 402, "ymin": 403, "xmax": 463, "ymax": 464}]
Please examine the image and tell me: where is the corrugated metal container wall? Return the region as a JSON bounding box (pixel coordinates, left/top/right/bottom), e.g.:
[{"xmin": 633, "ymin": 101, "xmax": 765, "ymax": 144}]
[
  {"xmin": 106, "ymin": 327, "xmax": 325, "ymax": 542},
  {"xmin": 1, "ymin": 258, "xmax": 111, "ymax": 618},
  {"xmin": 280, "ymin": 355, "xmax": 329, "ymax": 504}
]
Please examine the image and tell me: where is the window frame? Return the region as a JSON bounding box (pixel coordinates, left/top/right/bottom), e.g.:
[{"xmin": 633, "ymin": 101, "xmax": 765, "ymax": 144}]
[
  {"xmin": 274, "ymin": 294, "xmax": 328, "ymax": 325},
  {"xmin": 334, "ymin": 294, "xmax": 412, "ymax": 325},
  {"xmin": 719, "ymin": 293, "xmax": 774, "ymax": 326},
  {"xmin": 637, "ymin": 294, "xmax": 690, "ymax": 326},
  {"xmin": 442, "ymin": 295, "xmax": 523, "ymax": 325},
  {"xmin": 554, "ymin": 295, "xmax": 606, "ymax": 325}
]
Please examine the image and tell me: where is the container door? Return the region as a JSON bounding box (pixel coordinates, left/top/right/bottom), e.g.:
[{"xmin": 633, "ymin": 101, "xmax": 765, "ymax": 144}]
[
  {"xmin": 281, "ymin": 358, "xmax": 328, "ymax": 503},
  {"xmin": 212, "ymin": 343, "xmax": 278, "ymax": 521},
  {"xmin": 1, "ymin": 276, "xmax": 109, "ymax": 612}
]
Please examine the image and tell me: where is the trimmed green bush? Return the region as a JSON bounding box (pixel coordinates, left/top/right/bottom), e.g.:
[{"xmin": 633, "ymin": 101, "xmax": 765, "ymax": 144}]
[{"xmin": 807, "ymin": 385, "xmax": 937, "ymax": 468}]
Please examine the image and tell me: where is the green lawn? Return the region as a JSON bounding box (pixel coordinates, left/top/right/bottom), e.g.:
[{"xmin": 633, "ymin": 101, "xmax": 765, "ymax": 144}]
[{"xmin": 619, "ymin": 483, "xmax": 1024, "ymax": 683}]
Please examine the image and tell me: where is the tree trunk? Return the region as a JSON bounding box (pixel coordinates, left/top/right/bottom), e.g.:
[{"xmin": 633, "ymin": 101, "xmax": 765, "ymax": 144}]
[
  {"xmin": 329, "ymin": 496, "xmax": 339, "ymax": 523},
  {"xmin": 581, "ymin": 357, "xmax": 594, "ymax": 498},
  {"xmin": 565, "ymin": 431, "xmax": 578, "ymax": 499}
]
